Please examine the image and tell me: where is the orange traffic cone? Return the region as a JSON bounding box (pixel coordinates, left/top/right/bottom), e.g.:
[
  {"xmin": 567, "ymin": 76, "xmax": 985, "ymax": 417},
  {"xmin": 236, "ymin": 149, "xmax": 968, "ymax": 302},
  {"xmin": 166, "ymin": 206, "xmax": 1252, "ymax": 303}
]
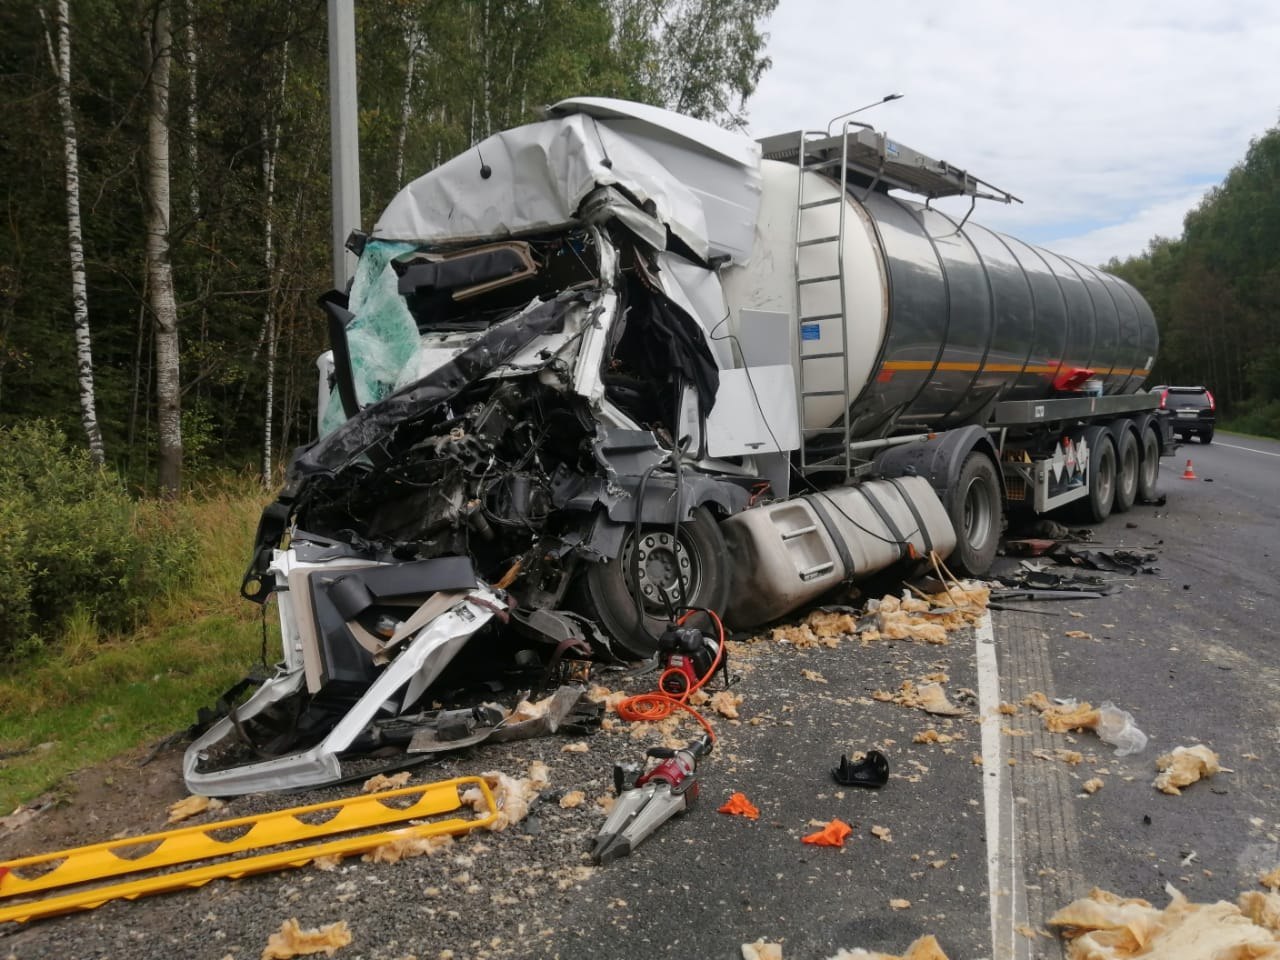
[{"xmin": 1181, "ymin": 459, "xmax": 1197, "ymax": 480}]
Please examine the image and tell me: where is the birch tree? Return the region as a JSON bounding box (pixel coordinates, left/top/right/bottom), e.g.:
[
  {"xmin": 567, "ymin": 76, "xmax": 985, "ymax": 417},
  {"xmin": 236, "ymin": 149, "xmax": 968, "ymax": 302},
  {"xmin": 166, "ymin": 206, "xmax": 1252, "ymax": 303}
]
[
  {"xmin": 261, "ymin": 43, "xmax": 289, "ymax": 484},
  {"xmin": 184, "ymin": 0, "xmax": 199, "ymax": 219},
  {"xmin": 145, "ymin": 0, "xmax": 183, "ymax": 496},
  {"xmin": 395, "ymin": 22, "xmax": 424, "ymax": 187},
  {"xmin": 41, "ymin": 0, "xmax": 105, "ymax": 464}
]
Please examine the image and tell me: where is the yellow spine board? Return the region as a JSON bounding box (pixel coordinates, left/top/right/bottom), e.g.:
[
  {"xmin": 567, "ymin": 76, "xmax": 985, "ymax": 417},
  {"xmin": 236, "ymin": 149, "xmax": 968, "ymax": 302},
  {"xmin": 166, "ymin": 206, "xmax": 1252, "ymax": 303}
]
[{"xmin": 0, "ymin": 776, "xmax": 497, "ymax": 924}]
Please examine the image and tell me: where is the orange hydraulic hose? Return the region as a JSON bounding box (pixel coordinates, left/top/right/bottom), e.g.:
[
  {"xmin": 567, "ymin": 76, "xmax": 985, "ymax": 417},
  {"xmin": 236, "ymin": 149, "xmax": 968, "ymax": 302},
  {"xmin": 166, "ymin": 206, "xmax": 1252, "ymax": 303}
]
[{"xmin": 616, "ymin": 609, "xmax": 726, "ymax": 743}]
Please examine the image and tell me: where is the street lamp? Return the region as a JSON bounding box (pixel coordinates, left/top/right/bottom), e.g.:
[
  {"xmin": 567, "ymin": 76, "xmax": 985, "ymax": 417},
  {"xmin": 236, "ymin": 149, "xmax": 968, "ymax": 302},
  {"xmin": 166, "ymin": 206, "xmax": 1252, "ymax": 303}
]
[{"xmin": 826, "ymin": 93, "xmax": 904, "ymax": 135}]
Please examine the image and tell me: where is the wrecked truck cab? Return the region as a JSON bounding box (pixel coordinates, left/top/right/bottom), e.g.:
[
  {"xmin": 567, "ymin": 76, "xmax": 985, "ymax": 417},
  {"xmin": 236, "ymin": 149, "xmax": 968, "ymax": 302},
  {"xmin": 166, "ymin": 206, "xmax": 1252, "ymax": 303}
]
[
  {"xmin": 198, "ymin": 99, "xmax": 962, "ymax": 795},
  {"xmin": 255, "ymin": 217, "xmax": 753, "ymax": 641}
]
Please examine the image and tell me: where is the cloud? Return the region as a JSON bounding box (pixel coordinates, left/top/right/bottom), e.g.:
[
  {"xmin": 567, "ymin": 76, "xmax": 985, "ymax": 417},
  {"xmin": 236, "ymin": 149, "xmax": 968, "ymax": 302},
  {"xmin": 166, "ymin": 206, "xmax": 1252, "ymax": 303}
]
[{"xmin": 746, "ymin": 0, "xmax": 1280, "ymax": 263}]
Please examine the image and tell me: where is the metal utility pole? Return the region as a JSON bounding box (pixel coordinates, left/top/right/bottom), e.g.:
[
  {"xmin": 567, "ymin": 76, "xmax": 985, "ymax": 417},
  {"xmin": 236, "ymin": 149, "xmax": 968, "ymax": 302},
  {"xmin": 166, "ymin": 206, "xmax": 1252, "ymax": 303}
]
[{"xmin": 327, "ymin": 0, "xmax": 360, "ymax": 289}]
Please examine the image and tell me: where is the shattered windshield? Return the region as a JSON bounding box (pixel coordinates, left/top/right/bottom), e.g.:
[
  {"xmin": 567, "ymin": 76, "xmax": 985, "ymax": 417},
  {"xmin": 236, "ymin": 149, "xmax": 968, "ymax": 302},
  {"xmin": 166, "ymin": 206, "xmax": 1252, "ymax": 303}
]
[{"xmin": 320, "ymin": 235, "xmax": 598, "ymax": 436}]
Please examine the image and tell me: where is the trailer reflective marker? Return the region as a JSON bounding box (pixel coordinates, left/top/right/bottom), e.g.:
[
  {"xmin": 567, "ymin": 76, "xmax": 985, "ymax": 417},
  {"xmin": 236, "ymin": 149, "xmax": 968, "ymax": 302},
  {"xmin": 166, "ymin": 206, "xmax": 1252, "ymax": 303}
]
[{"xmin": 0, "ymin": 776, "xmax": 497, "ymax": 924}]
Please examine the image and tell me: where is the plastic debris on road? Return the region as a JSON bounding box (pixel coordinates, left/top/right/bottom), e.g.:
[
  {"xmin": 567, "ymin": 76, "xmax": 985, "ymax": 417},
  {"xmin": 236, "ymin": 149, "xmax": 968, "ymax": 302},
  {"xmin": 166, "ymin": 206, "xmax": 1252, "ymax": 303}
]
[
  {"xmin": 261, "ymin": 917, "xmax": 351, "ymax": 959},
  {"xmin": 1154, "ymin": 745, "xmax": 1222, "ymax": 795},
  {"xmin": 1024, "ymin": 693, "xmax": 1147, "ymax": 755},
  {"xmin": 802, "ymin": 819, "xmax": 852, "ymax": 847},
  {"xmin": 1050, "ymin": 885, "xmax": 1280, "ymax": 959},
  {"xmin": 1094, "ymin": 703, "xmax": 1149, "ymax": 756},
  {"xmin": 719, "ymin": 792, "xmax": 760, "ymax": 819}
]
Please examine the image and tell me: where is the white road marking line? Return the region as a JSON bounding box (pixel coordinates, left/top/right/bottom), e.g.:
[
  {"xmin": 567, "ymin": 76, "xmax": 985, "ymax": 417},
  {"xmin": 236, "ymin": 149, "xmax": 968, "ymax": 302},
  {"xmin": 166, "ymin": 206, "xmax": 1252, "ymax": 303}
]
[
  {"xmin": 1215, "ymin": 440, "xmax": 1280, "ymax": 458},
  {"xmin": 976, "ymin": 611, "xmax": 1026, "ymax": 960}
]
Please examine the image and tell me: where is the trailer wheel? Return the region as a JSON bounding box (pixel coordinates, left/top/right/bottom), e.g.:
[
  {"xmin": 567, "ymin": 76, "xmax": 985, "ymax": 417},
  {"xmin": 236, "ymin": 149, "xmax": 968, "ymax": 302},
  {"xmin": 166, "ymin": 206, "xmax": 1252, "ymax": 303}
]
[
  {"xmin": 1112, "ymin": 426, "xmax": 1139, "ymax": 514},
  {"xmin": 576, "ymin": 505, "xmax": 730, "ymax": 660},
  {"xmin": 1137, "ymin": 424, "xmax": 1160, "ymax": 503},
  {"xmin": 948, "ymin": 453, "xmax": 1001, "ymax": 576},
  {"xmin": 1076, "ymin": 431, "xmax": 1117, "ymax": 523}
]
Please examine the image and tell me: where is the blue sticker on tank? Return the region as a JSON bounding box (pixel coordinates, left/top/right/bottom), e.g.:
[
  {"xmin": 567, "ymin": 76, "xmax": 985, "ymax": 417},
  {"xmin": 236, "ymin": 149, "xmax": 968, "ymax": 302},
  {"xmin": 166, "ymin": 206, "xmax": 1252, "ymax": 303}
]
[{"xmin": 801, "ymin": 323, "xmax": 820, "ymax": 341}]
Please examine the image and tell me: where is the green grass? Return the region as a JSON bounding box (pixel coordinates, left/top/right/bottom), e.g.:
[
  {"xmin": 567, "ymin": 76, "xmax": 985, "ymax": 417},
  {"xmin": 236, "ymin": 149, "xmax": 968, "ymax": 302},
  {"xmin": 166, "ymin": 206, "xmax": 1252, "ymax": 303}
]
[
  {"xmin": 1220, "ymin": 399, "xmax": 1280, "ymax": 440},
  {"xmin": 0, "ymin": 480, "xmax": 278, "ymax": 812}
]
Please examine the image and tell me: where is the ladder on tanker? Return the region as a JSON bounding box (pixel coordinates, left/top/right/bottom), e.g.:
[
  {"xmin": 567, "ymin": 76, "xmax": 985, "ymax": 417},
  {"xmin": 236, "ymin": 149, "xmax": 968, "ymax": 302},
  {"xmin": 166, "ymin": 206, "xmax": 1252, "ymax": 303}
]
[
  {"xmin": 792, "ymin": 125, "xmax": 857, "ymax": 482},
  {"xmin": 760, "ymin": 123, "xmax": 1022, "ymax": 482}
]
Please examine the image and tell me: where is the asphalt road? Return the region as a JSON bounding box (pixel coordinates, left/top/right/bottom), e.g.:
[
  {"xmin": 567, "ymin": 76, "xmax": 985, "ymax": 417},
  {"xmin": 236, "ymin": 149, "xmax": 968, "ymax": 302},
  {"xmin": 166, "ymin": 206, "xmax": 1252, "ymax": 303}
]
[{"xmin": 3, "ymin": 433, "xmax": 1278, "ymax": 960}]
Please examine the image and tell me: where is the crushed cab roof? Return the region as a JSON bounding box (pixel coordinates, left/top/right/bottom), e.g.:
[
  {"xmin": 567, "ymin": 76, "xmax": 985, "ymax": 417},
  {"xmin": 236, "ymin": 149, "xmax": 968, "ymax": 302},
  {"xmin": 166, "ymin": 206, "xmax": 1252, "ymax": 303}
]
[{"xmin": 373, "ymin": 98, "xmax": 762, "ymax": 265}]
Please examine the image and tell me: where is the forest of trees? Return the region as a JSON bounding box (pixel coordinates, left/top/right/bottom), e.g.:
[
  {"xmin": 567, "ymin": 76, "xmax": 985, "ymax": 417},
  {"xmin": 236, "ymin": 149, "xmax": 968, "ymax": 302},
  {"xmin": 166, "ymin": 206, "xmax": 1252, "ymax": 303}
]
[
  {"xmin": 1105, "ymin": 123, "xmax": 1280, "ymax": 435},
  {"xmin": 3, "ymin": 0, "xmax": 1278, "ymax": 503},
  {"xmin": 0, "ymin": 0, "xmax": 777, "ymax": 494}
]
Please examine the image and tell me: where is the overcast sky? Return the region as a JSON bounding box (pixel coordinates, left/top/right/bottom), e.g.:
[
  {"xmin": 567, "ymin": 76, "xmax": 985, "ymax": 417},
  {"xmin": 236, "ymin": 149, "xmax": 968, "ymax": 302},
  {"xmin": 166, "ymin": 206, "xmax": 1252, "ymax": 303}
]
[{"xmin": 744, "ymin": 0, "xmax": 1280, "ymax": 266}]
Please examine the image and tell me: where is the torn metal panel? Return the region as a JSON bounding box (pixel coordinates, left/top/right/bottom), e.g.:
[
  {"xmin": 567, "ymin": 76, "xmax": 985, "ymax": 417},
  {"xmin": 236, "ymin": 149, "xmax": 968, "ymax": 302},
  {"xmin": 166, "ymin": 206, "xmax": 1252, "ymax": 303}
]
[
  {"xmin": 373, "ymin": 113, "xmax": 713, "ymax": 261},
  {"xmin": 548, "ymin": 97, "xmax": 764, "ymax": 263},
  {"xmin": 183, "ymin": 586, "xmax": 503, "ymax": 796}
]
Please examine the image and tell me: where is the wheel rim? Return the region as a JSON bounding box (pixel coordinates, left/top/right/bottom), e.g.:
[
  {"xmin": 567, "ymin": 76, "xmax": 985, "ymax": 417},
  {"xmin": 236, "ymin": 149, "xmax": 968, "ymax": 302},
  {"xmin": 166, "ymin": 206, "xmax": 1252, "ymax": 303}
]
[
  {"xmin": 1120, "ymin": 441, "xmax": 1138, "ymax": 497},
  {"xmin": 1097, "ymin": 448, "xmax": 1115, "ymax": 504},
  {"xmin": 961, "ymin": 476, "xmax": 994, "ymax": 552},
  {"xmin": 622, "ymin": 529, "xmax": 704, "ymax": 615},
  {"xmin": 1141, "ymin": 432, "xmax": 1158, "ymax": 488}
]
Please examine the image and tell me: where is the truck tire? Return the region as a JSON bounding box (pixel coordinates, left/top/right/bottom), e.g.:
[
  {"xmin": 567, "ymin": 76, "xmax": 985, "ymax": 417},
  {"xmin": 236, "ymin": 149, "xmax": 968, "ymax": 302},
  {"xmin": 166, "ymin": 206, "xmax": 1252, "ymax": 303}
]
[
  {"xmin": 576, "ymin": 505, "xmax": 730, "ymax": 660},
  {"xmin": 947, "ymin": 453, "xmax": 1001, "ymax": 577},
  {"xmin": 1112, "ymin": 425, "xmax": 1139, "ymax": 514},
  {"xmin": 1137, "ymin": 424, "xmax": 1160, "ymax": 503},
  {"xmin": 1076, "ymin": 431, "xmax": 1116, "ymax": 523}
]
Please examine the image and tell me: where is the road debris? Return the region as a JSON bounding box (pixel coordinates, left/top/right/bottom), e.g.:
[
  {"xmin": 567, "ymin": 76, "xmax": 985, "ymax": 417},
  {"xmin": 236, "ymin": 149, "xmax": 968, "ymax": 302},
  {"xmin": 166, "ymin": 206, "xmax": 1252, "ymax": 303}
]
[
  {"xmin": 1261, "ymin": 867, "xmax": 1280, "ymax": 890},
  {"xmin": 1024, "ymin": 693, "xmax": 1147, "ymax": 755},
  {"xmin": 888, "ymin": 898, "xmax": 912, "ymax": 910},
  {"xmin": 802, "ymin": 819, "xmax": 853, "ymax": 848},
  {"xmin": 261, "ymin": 917, "xmax": 351, "ymax": 959},
  {"xmin": 832, "ymin": 751, "xmax": 890, "ymax": 788},
  {"xmin": 823, "ymin": 935, "xmax": 949, "ymax": 959},
  {"xmin": 710, "ymin": 690, "xmax": 745, "ymax": 718},
  {"xmin": 913, "ymin": 728, "xmax": 961, "ymax": 744},
  {"xmin": 461, "ymin": 771, "xmax": 538, "ymax": 830},
  {"xmin": 874, "ymin": 680, "xmax": 968, "ymax": 716},
  {"xmin": 361, "ymin": 771, "xmax": 412, "ymax": 793},
  {"xmin": 362, "ymin": 833, "xmax": 454, "ymax": 864},
  {"xmin": 871, "ymin": 825, "xmax": 893, "ymax": 842},
  {"xmin": 0, "ymin": 776, "xmax": 497, "ymax": 924},
  {"xmin": 742, "ymin": 940, "xmax": 784, "ymax": 960},
  {"xmin": 1154, "ymin": 745, "xmax": 1222, "ymax": 795},
  {"xmin": 166, "ymin": 794, "xmax": 225, "ymax": 824},
  {"xmin": 1082, "ymin": 778, "xmax": 1104, "ymax": 794},
  {"xmin": 1050, "ymin": 886, "xmax": 1280, "ymax": 958},
  {"xmin": 719, "ymin": 792, "xmax": 761, "ymax": 819}
]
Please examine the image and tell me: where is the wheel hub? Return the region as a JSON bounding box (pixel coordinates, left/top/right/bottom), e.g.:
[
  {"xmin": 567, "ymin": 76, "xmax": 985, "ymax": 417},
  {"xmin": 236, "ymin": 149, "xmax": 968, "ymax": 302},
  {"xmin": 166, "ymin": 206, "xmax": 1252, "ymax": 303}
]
[
  {"xmin": 963, "ymin": 480, "xmax": 992, "ymax": 545},
  {"xmin": 625, "ymin": 531, "xmax": 697, "ymax": 613}
]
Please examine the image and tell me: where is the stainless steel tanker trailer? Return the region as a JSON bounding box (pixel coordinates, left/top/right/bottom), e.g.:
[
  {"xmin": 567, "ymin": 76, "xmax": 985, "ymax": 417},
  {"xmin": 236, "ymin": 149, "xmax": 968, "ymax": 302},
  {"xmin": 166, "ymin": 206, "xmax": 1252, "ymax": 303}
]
[{"xmin": 196, "ymin": 98, "xmax": 1171, "ymax": 794}]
